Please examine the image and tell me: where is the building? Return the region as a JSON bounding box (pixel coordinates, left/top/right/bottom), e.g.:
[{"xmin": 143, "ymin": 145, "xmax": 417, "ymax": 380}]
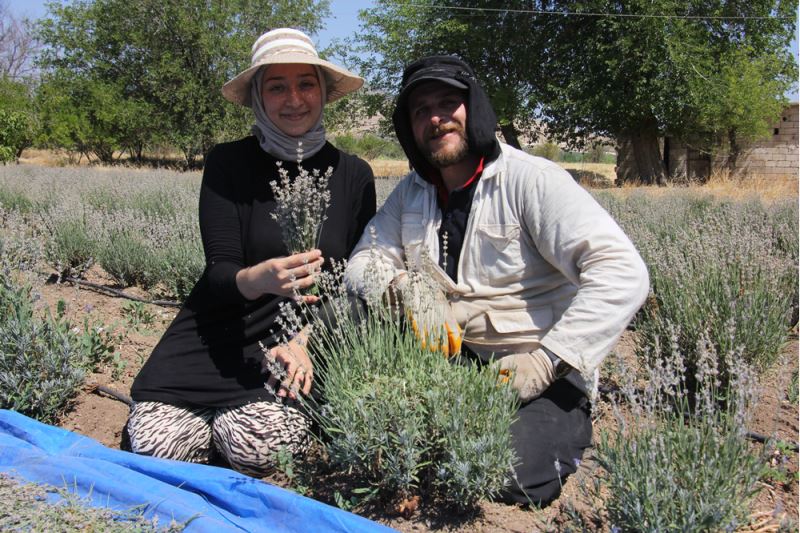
[{"xmin": 666, "ymin": 102, "xmax": 799, "ymax": 180}]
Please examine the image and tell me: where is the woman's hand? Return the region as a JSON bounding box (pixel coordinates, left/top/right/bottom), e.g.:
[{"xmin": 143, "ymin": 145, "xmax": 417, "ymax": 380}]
[
  {"xmin": 265, "ymin": 328, "xmax": 314, "ymax": 400},
  {"xmin": 236, "ymin": 249, "xmax": 324, "ymax": 303}
]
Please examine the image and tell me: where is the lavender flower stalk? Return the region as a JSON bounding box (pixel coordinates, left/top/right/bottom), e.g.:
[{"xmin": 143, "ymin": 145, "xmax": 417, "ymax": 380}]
[{"xmin": 269, "ymin": 161, "xmax": 332, "ymax": 255}]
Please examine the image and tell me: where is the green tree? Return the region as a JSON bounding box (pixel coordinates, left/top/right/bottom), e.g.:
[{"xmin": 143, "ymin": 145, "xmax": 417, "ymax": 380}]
[
  {"xmin": 537, "ymin": 0, "xmax": 796, "ymax": 183},
  {"xmin": 0, "ymin": 76, "xmax": 36, "ymax": 162},
  {"xmin": 36, "ymin": 75, "xmax": 155, "ymax": 164},
  {"xmin": 355, "ymin": 0, "xmax": 546, "ymax": 148},
  {"xmin": 36, "ymin": 0, "xmax": 330, "ymax": 168},
  {"xmin": 679, "ymin": 43, "xmax": 792, "ymax": 173},
  {"xmin": 355, "ymin": 1, "xmax": 796, "ymax": 183}
]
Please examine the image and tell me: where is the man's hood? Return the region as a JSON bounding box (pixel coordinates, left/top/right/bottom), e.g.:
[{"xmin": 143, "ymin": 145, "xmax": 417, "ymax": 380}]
[{"xmin": 391, "ymin": 55, "xmax": 500, "ymax": 182}]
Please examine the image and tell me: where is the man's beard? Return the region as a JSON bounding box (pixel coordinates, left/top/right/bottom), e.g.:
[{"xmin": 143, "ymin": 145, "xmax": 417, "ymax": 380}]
[{"xmin": 421, "ymin": 124, "xmax": 469, "ymax": 168}]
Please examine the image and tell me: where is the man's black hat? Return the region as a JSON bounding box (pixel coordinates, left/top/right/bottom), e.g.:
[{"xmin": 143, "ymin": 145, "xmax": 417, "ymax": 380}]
[{"xmin": 392, "ymin": 55, "xmax": 500, "ymax": 181}]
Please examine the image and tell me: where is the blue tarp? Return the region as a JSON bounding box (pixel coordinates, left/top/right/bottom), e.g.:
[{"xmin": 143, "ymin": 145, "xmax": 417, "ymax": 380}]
[{"xmin": 0, "ymin": 409, "xmax": 395, "ymax": 533}]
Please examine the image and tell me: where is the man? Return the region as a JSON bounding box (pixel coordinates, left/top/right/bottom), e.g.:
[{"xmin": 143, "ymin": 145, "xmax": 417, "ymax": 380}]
[{"xmin": 344, "ymin": 55, "xmax": 649, "ymax": 505}]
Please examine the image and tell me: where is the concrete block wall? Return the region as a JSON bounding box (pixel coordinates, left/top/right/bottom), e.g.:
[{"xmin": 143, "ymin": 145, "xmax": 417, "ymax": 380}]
[
  {"xmin": 668, "ymin": 103, "xmax": 799, "ymax": 179},
  {"xmin": 742, "ymin": 104, "xmax": 799, "ymax": 176}
]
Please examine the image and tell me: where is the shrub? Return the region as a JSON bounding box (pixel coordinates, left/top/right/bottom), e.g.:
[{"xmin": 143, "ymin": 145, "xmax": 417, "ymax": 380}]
[
  {"xmin": 45, "ymin": 216, "xmax": 96, "ymax": 278},
  {"xmin": 152, "ymin": 239, "xmax": 204, "ymax": 300},
  {"xmin": 97, "ymin": 229, "xmax": 159, "ymax": 288},
  {"xmin": 597, "ymin": 327, "xmax": 763, "ymax": 532},
  {"xmin": 0, "ymin": 210, "xmax": 45, "ymax": 276},
  {"xmin": 0, "ymin": 473, "xmax": 185, "ymax": 532},
  {"xmin": 0, "ymin": 272, "xmax": 117, "ymax": 424},
  {"xmin": 129, "ymin": 189, "xmax": 178, "ymax": 220},
  {"xmin": 529, "ymin": 141, "xmax": 561, "ymax": 161},
  {"xmin": 331, "ymin": 133, "xmax": 405, "ymax": 160},
  {"xmin": 82, "ymin": 187, "xmax": 123, "ymax": 213},
  {"xmin": 596, "ymin": 192, "xmax": 797, "ymax": 389},
  {"xmin": 291, "ymin": 265, "xmax": 518, "ymax": 510},
  {"xmin": 0, "ymin": 183, "xmax": 34, "ymax": 214}
]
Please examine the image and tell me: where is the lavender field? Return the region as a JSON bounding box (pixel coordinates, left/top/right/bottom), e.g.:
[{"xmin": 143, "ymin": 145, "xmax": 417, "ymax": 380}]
[{"xmin": 0, "ymin": 163, "xmax": 797, "ymax": 532}]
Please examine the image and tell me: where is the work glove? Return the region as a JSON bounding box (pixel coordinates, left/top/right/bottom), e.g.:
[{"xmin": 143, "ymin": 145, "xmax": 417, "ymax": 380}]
[
  {"xmin": 384, "ymin": 273, "xmax": 463, "ymax": 357},
  {"xmin": 407, "ymin": 288, "xmax": 462, "ymax": 356},
  {"xmin": 495, "ymin": 349, "xmax": 568, "ymax": 403}
]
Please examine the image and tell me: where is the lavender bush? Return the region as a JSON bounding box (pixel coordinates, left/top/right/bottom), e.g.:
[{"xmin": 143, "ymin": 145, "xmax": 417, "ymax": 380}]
[
  {"xmin": 278, "ymin": 261, "xmax": 518, "ymax": 510},
  {"xmin": 0, "ymin": 208, "xmax": 45, "ymax": 278},
  {"xmin": 596, "ymin": 191, "xmax": 797, "ymax": 389},
  {"xmin": 0, "ymin": 166, "xmax": 204, "ymax": 300},
  {"xmin": 1, "ymin": 473, "xmax": 184, "ymax": 532},
  {"xmin": 46, "ymin": 216, "xmax": 96, "ymax": 279},
  {"xmin": 595, "ymin": 325, "xmax": 763, "ymax": 532},
  {"xmin": 0, "ymin": 267, "xmax": 118, "ymax": 424}
]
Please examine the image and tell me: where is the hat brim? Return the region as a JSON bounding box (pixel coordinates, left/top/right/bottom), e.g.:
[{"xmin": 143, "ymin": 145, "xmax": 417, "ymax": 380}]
[
  {"xmin": 395, "ymin": 76, "xmax": 468, "ymax": 115},
  {"xmin": 404, "ymin": 75, "xmax": 468, "ymax": 94},
  {"xmin": 222, "ymin": 53, "xmax": 364, "ymax": 106}
]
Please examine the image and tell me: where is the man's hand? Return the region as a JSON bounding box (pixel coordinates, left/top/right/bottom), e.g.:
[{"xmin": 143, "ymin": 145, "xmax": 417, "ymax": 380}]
[
  {"xmin": 495, "ymin": 350, "xmax": 558, "ymax": 403},
  {"xmin": 385, "ymin": 274, "xmax": 462, "ymax": 357}
]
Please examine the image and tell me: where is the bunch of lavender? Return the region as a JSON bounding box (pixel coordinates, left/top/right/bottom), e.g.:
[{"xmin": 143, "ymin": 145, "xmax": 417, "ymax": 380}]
[{"xmin": 269, "ymin": 161, "xmax": 332, "ymax": 254}]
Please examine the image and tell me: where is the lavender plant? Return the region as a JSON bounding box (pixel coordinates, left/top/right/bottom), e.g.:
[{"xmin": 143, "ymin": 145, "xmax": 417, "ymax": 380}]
[
  {"xmin": 0, "ymin": 166, "xmax": 204, "ymax": 301},
  {"xmin": 269, "ymin": 162, "xmax": 332, "ymax": 254},
  {"xmin": 0, "ymin": 208, "xmax": 45, "ymax": 278},
  {"xmin": 596, "ymin": 191, "xmax": 797, "ymax": 390},
  {"xmin": 596, "ymin": 325, "xmax": 763, "ymax": 532},
  {"xmin": 97, "ymin": 228, "xmax": 160, "ymax": 289},
  {"xmin": 45, "ymin": 216, "xmax": 96, "ymax": 279},
  {"xmin": 0, "ymin": 183, "xmax": 34, "ymax": 213},
  {"xmin": 291, "ymin": 260, "xmax": 518, "ymax": 510},
  {"xmin": 0, "ymin": 473, "xmax": 185, "ymax": 532},
  {"xmin": 0, "ymin": 269, "xmax": 118, "ymax": 424}
]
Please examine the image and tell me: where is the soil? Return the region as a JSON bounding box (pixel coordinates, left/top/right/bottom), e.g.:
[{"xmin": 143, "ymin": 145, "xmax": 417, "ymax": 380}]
[{"xmin": 32, "ymin": 266, "xmax": 799, "ymax": 532}]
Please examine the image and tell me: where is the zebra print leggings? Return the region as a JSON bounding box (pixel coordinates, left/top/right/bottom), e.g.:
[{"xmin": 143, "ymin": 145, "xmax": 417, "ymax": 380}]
[{"xmin": 126, "ymin": 400, "xmax": 311, "ymax": 477}]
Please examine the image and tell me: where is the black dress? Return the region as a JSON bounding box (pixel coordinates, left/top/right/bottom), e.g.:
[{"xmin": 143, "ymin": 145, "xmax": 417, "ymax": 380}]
[{"xmin": 131, "ymin": 137, "xmax": 376, "ymax": 408}]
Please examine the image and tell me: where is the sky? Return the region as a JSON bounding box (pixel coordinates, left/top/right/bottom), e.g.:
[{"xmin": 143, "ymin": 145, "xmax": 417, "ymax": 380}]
[
  {"xmin": 6, "ymin": 0, "xmax": 371, "ymax": 50},
  {"xmin": 5, "ymin": 0, "xmax": 799, "ymax": 99}
]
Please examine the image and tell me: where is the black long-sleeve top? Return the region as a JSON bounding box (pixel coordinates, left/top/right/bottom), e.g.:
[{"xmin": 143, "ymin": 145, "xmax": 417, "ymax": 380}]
[{"xmin": 131, "ymin": 137, "xmax": 376, "ymax": 407}]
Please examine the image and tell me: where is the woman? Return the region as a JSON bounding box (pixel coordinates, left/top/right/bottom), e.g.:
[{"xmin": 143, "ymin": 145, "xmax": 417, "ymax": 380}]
[{"xmin": 127, "ymin": 28, "xmax": 376, "ymax": 476}]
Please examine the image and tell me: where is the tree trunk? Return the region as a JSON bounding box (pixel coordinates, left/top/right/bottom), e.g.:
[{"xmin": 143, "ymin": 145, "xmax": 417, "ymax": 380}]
[
  {"xmin": 615, "ymin": 122, "xmax": 666, "ymax": 185},
  {"xmin": 500, "ymin": 123, "xmax": 521, "ymax": 149},
  {"xmin": 726, "ymin": 128, "xmax": 742, "ymax": 176}
]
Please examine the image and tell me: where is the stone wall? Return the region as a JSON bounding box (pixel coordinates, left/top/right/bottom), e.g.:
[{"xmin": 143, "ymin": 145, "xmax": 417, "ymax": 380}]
[{"xmin": 667, "ymin": 103, "xmax": 799, "ymax": 180}]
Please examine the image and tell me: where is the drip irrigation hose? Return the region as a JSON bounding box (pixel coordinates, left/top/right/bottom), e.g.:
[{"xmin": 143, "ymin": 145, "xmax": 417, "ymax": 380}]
[{"xmin": 61, "ymin": 276, "xmax": 181, "ymax": 308}]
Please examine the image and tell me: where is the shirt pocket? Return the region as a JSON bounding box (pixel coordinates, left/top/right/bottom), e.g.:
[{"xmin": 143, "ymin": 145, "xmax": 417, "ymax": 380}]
[
  {"xmin": 465, "ymin": 307, "xmax": 554, "ymax": 357},
  {"xmin": 486, "ymin": 307, "xmax": 553, "ymax": 336},
  {"xmin": 476, "ymin": 223, "xmax": 524, "ymax": 283}
]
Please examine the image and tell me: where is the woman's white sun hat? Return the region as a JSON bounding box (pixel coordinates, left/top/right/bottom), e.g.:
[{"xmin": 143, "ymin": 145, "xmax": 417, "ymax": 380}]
[{"xmin": 222, "ymin": 28, "xmax": 363, "ymax": 106}]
